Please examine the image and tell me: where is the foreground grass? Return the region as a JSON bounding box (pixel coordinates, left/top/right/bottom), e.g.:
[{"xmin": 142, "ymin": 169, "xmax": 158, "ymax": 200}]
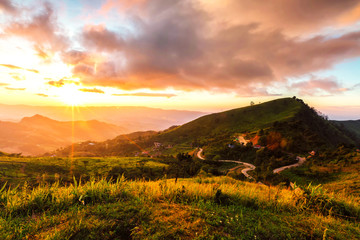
[{"xmin": 0, "ymin": 176, "xmax": 359, "ymax": 239}]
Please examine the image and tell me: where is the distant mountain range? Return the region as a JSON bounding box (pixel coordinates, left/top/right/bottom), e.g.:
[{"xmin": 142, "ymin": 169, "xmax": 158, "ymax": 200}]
[
  {"xmin": 52, "ymin": 98, "xmax": 360, "ymax": 157},
  {"xmin": 0, "ymin": 115, "xmax": 126, "ymax": 156},
  {"xmin": 0, "ymin": 104, "xmax": 206, "ymax": 133}
]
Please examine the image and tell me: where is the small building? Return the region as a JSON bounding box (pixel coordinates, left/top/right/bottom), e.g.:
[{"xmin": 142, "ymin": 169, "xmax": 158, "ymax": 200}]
[{"xmin": 154, "ymin": 142, "xmax": 162, "ymax": 148}]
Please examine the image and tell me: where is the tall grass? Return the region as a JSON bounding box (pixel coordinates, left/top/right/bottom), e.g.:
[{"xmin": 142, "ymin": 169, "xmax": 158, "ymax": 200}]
[
  {"xmin": 0, "ymin": 176, "xmax": 359, "ymax": 239},
  {"xmin": 1, "ymin": 176, "xmax": 358, "ymax": 220}
]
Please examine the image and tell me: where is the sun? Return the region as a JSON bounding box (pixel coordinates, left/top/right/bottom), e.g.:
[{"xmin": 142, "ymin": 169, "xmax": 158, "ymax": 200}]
[{"xmin": 56, "ymin": 84, "xmax": 86, "ymax": 106}]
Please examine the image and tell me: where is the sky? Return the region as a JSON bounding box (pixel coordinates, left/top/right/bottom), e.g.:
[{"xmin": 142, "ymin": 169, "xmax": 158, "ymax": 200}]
[{"xmin": 0, "ymin": 0, "xmax": 359, "ymax": 119}]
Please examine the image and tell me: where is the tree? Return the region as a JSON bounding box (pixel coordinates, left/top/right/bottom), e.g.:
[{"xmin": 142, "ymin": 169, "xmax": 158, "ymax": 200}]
[
  {"xmin": 258, "ymin": 129, "xmax": 264, "ymax": 136},
  {"xmin": 250, "ymin": 101, "xmax": 255, "ymax": 106}
]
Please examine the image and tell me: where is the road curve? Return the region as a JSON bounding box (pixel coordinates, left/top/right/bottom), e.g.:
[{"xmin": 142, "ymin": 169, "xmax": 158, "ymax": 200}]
[
  {"xmin": 196, "ymin": 148, "xmax": 256, "ymax": 180},
  {"xmin": 197, "ymin": 148, "xmax": 205, "ymax": 160},
  {"xmin": 218, "ymin": 160, "xmax": 256, "ymax": 180},
  {"xmin": 273, "ymin": 156, "xmax": 306, "ymax": 174}
]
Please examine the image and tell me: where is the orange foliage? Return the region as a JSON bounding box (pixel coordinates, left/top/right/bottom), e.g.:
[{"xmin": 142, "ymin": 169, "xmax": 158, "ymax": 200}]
[
  {"xmin": 266, "ymin": 132, "xmax": 282, "ymax": 150},
  {"xmin": 251, "ymin": 135, "xmax": 260, "ymax": 145}
]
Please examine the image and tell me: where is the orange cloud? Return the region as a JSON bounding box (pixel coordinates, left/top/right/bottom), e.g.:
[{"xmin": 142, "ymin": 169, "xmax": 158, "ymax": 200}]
[
  {"xmin": 74, "ymin": 19, "xmax": 360, "ymax": 95},
  {"xmin": 113, "ymin": 92, "xmax": 176, "ymax": 98},
  {"xmin": 10, "ymin": 73, "xmax": 25, "ymax": 81},
  {"xmin": 5, "ymin": 87, "xmax": 26, "ymax": 91},
  {"xmin": 79, "ymin": 88, "xmax": 104, "ymax": 94},
  {"xmin": 202, "ymin": 0, "xmax": 360, "ymax": 34},
  {"xmin": 3, "ymin": 0, "xmax": 360, "ymax": 97},
  {"xmin": 47, "ymin": 79, "xmax": 79, "ymax": 88},
  {"xmin": 0, "ymin": 64, "xmax": 39, "ymax": 73}
]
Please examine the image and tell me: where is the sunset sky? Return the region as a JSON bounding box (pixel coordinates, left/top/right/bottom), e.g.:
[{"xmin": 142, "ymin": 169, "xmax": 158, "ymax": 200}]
[{"xmin": 0, "ymin": 0, "xmax": 359, "ymax": 119}]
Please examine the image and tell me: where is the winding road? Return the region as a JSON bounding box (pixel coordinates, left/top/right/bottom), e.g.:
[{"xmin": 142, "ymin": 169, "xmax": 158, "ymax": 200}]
[
  {"xmin": 196, "ymin": 148, "xmax": 205, "ymax": 160},
  {"xmin": 218, "ymin": 160, "xmax": 256, "ymax": 180},
  {"xmin": 196, "ymin": 148, "xmax": 256, "ymax": 180},
  {"xmin": 196, "ymin": 148, "xmax": 306, "ymax": 180},
  {"xmin": 273, "ymin": 156, "xmax": 306, "ymax": 174}
]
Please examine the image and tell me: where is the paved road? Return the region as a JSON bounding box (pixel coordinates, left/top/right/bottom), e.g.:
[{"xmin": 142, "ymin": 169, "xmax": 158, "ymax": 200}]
[
  {"xmin": 196, "ymin": 148, "xmax": 256, "ymax": 180},
  {"xmin": 273, "ymin": 156, "xmax": 306, "ymax": 174},
  {"xmin": 196, "ymin": 148, "xmax": 205, "ymax": 160},
  {"xmin": 218, "ymin": 160, "xmax": 256, "ymax": 180}
]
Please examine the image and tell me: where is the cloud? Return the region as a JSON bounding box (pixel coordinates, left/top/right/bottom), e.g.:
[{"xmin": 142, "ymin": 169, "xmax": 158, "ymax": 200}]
[
  {"xmin": 4, "ymin": 0, "xmax": 360, "ymax": 96},
  {"xmin": 4, "ymin": 2, "xmax": 69, "ymax": 55},
  {"xmin": 10, "ymin": 73, "xmax": 25, "ymax": 81},
  {"xmin": 82, "ymin": 24, "xmax": 125, "ymax": 52},
  {"xmin": 0, "ymin": 82, "xmax": 9, "ymax": 87},
  {"xmin": 47, "ymin": 79, "xmax": 79, "ymax": 87},
  {"xmin": 61, "ymin": 50, "xmax": 91, "ymax": 65},
  {"xmin": 290, "ymin": 76, "xmax": 348, "ymax": 96},
  {"xmin": 112, "ymin": 92, "xmax": 176, "ymax": 98},
  {"xmin": 0, "ymin": 0, "xmax": 17, "ymax": 14},
  {"xmin": 72, "ymin": 0, "xmax": 360, "ymax": 95},
  {"xmin": 47, "ymin": 79, "xmax": 65, "ymax": 87},
  {"xmin": 200, "ymin": 0, "xmax": 360, "ymax": 35},
  {"xmin": 36, "ymin": 93, "xmax": 48, "ymax": 97},
  {"xmin": 352, "ymin": 83, "xmax": 360, "ymax": 89},
  {"xmin": 99, "ymin": 0, "xmax": 360, "ymax": 34},
  {"xmin": 79, "ymin": 88, "xmax": 104, "ymax": 94},
  {"xmin": 75, "ymin": 1, "xmax": 280, "ymax": 92},
  {"xmin": 5, "ymin": 87, "xmax": 26, "ymax": 91},
  {"xmin": 0, "ymin": 64, "xmax": 39, "ymax": 73}
]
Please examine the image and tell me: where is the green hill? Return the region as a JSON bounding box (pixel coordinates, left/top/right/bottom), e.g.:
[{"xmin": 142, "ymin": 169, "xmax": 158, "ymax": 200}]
[
  {"xmin": 154, "ymin": 98, "xmax": 302, "ymax": 144},
  {"xmin": 152, "ymin": 97, "xmax": 357, "ymax": 152}
]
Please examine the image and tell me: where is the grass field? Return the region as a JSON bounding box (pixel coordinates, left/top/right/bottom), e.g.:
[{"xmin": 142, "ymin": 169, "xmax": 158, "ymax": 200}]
[
  {"xmin": 0, "ymin": 156, "xmax": 168, "ymax": 187},
  {"xmin": 0, "ymin": 176, "xmax": 359, "ymax": 239}
]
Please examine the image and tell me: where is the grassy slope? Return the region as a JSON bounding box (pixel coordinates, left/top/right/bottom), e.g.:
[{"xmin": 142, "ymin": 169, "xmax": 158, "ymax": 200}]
[
  {"xmin": 0, "ymin": 176, "xmax": 359, "ymax": 239},
  {"xmin": 154, "ymin": 98, "xmax": 302, "ymax": 144}
]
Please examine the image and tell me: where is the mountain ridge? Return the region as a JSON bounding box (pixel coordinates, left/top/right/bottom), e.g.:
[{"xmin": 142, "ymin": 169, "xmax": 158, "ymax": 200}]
[
  {"xmin": 0, "ymin": 115, "xmax": 126, "ymax": 156},
  {"xmin": 0, "ymin": 104, "xmax": 206, "ymax": 132}
]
